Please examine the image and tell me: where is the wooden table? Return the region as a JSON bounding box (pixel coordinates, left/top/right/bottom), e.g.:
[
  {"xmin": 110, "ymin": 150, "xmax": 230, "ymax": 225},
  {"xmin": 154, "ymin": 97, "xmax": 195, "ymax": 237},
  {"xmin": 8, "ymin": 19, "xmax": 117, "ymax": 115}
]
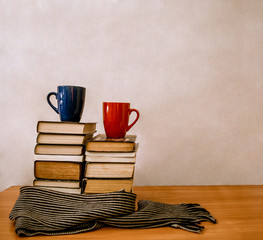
[{"xmin": 1, "ymin": 185, "xmax": 263, "ymax": 239}]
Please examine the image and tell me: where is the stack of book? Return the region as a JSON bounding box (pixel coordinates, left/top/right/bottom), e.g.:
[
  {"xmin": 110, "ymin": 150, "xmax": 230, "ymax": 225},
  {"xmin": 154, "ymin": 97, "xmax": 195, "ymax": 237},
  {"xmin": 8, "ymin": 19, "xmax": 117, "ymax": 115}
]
[
  {"xmin": 33, "ymin": 121, "xmax": 96, "ymax": 194},
  {"xmin": 83, "ymin": 134, "xmax": 138, "ymax": 194}
]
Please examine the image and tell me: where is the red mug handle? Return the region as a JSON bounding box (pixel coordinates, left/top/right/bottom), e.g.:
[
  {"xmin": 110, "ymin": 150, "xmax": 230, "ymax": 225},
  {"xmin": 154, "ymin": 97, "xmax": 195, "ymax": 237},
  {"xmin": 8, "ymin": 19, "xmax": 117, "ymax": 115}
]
[{"xmin": 127, "ymin": 109, "xmax": 140, "ymax": 132}]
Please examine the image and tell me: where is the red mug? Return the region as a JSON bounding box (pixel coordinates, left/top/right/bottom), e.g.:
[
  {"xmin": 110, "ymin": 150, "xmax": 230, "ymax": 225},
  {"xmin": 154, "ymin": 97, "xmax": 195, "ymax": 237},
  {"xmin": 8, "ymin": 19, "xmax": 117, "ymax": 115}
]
[{"xmin": 103, "ymin": 102, "xmax": 140, "ymax": 138}]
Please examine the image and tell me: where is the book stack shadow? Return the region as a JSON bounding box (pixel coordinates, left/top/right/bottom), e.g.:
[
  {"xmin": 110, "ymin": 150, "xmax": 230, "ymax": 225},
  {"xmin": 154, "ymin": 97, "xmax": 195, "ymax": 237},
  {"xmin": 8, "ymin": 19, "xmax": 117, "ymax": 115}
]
[
  {"xmin": 33, "ymin": 121, "xmax": 96, "ymax": 194},
  {"xmin": 83, "ymin": 134, "xmax": 138, "ymax": 194}
]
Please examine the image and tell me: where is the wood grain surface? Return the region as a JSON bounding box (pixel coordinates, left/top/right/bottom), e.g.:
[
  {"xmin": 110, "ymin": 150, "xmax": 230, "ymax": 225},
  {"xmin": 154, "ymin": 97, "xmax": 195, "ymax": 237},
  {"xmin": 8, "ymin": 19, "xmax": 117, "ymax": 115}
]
[{"xmin": 1, "ymin": 185, "xmax": 262, "ymax": 240}]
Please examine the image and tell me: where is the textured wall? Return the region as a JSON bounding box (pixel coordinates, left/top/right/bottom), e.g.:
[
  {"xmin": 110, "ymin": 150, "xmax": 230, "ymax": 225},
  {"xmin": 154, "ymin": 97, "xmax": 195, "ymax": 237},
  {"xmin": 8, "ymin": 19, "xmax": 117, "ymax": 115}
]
[{"xmin": 1, "ymin": 0, "xmax": 263, "ymax": 191}]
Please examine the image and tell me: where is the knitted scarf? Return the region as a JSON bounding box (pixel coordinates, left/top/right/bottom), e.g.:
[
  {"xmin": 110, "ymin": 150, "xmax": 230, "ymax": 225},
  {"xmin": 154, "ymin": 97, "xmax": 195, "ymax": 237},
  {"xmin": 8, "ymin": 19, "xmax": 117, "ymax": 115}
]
[{"xmin": 9, "ymin": 186, "xmax": 217, "ymax": 236}]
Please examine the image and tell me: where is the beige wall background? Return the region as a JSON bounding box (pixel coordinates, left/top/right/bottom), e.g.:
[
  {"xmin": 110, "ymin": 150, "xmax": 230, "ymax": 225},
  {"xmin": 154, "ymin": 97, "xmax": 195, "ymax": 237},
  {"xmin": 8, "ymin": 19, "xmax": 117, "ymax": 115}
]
[{"xmin": 1, "ymin": 0, "xmax": 263, "ymax": 191}]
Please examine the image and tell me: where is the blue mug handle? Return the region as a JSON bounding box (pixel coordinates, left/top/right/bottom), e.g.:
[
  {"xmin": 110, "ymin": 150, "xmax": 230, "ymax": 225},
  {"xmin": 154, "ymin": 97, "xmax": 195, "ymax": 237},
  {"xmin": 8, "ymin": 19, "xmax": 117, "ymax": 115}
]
[{"xmin": 47, "ymin": 92, "xmax": 59, "ymax": 114}]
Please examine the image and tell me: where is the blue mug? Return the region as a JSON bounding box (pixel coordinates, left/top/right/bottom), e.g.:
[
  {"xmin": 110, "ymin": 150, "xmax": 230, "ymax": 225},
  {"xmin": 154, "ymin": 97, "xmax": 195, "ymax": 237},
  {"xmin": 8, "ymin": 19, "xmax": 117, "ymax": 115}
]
[{"xmin": 47, "ymin": 85, "xmax": 86, "ymax": 122}]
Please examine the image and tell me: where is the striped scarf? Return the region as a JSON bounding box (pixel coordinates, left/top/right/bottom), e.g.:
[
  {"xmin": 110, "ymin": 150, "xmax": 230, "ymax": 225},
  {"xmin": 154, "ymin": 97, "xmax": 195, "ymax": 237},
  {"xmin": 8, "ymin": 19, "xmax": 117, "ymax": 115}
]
[{"xmin": 9, "ymin": 186, "xmax": 216, "ymax": 236}]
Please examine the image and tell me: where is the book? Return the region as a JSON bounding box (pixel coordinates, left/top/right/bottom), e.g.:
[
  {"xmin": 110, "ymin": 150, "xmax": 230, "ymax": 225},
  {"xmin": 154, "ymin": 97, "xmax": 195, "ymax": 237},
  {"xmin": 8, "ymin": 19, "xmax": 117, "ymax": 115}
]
[
  {"xmin": 85, "ymin": 155, "xmax": 136, "ymax": 163},
  {"xmin": 85, "ymin": 163, "xmax": 135, "ymax": 178},
  {"xmin": 34, "ymin": 186, "xmax": 82, "ymax": 194},
  {"xmin": 37, "ymin": 121, "xmax": 97, "ymax": 134},
  {"xmin": 86, "ymin": 134, "xmax": 136, "ymax": 152},
  {"xmin": 36, "ymin": 133, "xmax": 95, "ymax": 145},
  {"xmin": 82, "ymin": 178, "xmax": 134, "ymax": 193},
  {"xmin": 85, "ymin": 144, "xmax": 138, "ymax": 163},
  {"xmin": 34, "ymin": 154, "xmax": 84, "ymax": 162},
  {"xmin": 34, "ymin": 161, "xmax": 83, "ymax": 180},
  {"xmin": 33, "ymin": 179, "xmax": 81, "ymax": 188},
  {"xmin": 34, "ymin": 144, "xmax": 84, "ymax": 155}
]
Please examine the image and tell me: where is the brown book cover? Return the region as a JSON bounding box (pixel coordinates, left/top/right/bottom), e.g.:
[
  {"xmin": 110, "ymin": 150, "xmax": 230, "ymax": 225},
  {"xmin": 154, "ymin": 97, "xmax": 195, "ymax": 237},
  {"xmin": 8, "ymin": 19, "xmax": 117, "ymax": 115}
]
[
  {"xmin": 34, "ymin": 161, "xmax": 83, "ymax": 180},
  {"xmin": 37, "ymin": 121, "xmax": 96, "ymax": 134},
  {"xmin": 82, "ymin": 178, "xmax": 134, "ymax": 194},
  {"xmin": 33, "ymin": 179, "xmax": 81, "ymax": 188},
  {"xmin": 85, "ymin": 144, "xmax": 139, "ymax": 163},
  {"xmin": 86, "ymin": 134, "xmax": 136, "ymax": 152}
]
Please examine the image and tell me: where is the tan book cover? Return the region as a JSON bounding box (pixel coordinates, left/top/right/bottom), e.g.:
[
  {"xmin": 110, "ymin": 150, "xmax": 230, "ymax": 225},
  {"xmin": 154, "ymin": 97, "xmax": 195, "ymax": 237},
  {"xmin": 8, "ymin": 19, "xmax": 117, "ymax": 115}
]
[
  {"xmin": 37, "ymin": 121, "xmax": 96, "ymax": 134},
  {"xmin": 33, "ymin": 179, "xmax": 81, "ymax": 188},
  {"xmin": 34, "ymin": 144, "xmax": 84, "ymax": 155},
  {"xmin": 83, "ymin": 178, "xmax": 133, "ymax": 194},
  {"xmin": 34, "ymin": 161, "xmax": 83, "ymax": 180},
  {"xmin": 36, "ymin": 132, "xmax": 95, "ymax": 145},
  {"xmin": 86, "ymin": 134, "xmax": 136, "ymax": 152},
  {"xmin": 85, "ymin": 163, "xmax": 135, "ymax": 178},
  {"xmin": 85, "ymin": 144, "xmax": 138, "ymax": 163},
  {"xmin": 33, "ymin": 154, "xmax": 84, "ymax": 162}
]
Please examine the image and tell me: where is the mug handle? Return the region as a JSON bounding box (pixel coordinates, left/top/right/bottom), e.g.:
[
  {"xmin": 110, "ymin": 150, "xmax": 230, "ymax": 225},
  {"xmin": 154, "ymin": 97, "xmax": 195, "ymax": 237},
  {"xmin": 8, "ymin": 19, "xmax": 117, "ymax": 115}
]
[
  {"xmin": 127, "ymin": 109, "xmax": 140, "ymax": 132},
  {"xmin": 47, "ymin": 92, "xmax": 59, "ymax": 114}
]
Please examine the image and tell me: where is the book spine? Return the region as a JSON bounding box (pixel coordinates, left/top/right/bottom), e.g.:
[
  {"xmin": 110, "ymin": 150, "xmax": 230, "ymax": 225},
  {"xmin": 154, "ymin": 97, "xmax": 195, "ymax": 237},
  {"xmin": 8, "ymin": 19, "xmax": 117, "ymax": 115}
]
[{"xmin": 36, "ymin": 121, "xmax": 41, "ymax": 133}]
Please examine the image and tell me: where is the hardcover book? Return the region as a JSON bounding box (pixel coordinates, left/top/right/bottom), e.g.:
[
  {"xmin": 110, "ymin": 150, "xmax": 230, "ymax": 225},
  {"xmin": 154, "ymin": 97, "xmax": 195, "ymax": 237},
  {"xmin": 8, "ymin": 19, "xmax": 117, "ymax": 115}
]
[
  {"xmin": 85, "ymin": 144, "xmax": 138, "ymax": 163},
  {"xmin": 82, "ymin": 178, "xmax": 134, "ymax": 194},
  {"xmin": 34, "ymin": 186, "xmax": 81, "ymax": 194},
  {"xmin": 85, "ymin": 162, "xmax": 135, "ymax": 178},
  {"xmin": 33, "ymin": 179, "xmax": 81, "ymax": 188},
  {"xmin": 34, "ymin": 161, "xmax": 83, "ymax": 180},
  {"xmin": 86, "ymin": 134, "xmax": 136, "ymax": 152},
  {"xmin": 34, "ymin": 144, "xmax": 84, "ymax": 155},
  {"xmin": 34, "ymin": 154, "xmax": 84, "ymax": 162},
  {"xmin": 36, "ymin": 132, "xmax": 95, "ymax": 145},
  {"xmin": 37, "ymin": 121, "xmax": 96, "ymax": 134}
]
